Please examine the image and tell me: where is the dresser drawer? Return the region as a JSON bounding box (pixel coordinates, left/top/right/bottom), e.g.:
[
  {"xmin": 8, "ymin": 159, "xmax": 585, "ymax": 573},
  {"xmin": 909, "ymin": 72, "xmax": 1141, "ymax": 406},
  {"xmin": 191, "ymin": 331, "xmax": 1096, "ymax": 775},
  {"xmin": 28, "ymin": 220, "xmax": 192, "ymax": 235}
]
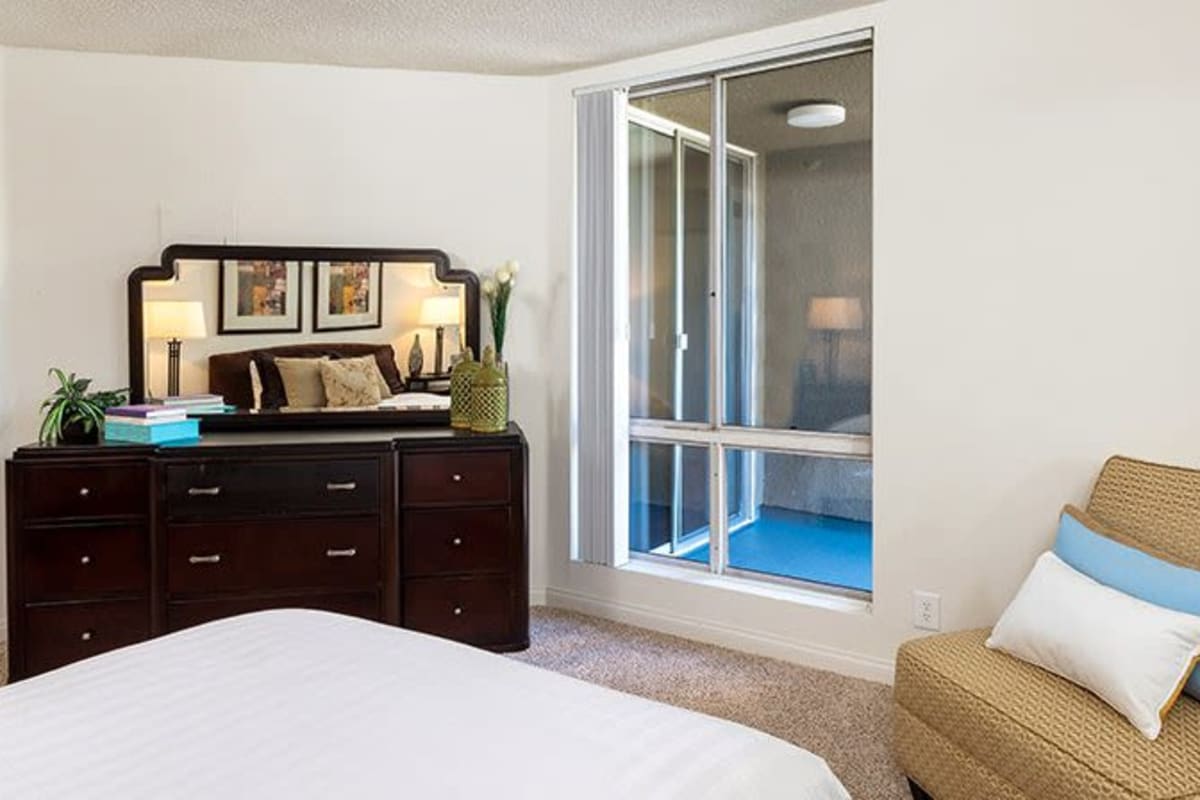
[
  {"xmin": 403, "ymin": 507, "xmax": 512, "ymax": 577},
  {"xmin": 23, "ymin": 525, "xmax": 148, "ymax": 600},
  {"xmin": 21, "ymin": 463, "xmax": 147, "ymax": 521},
  {"xmin": 167, "ymin": 518, "xmax": 379, "ymax": 596},
  {"xmin": 167, "ymin": 591, "xmax": 380, "ymax": 632},
  {"xmin": 403, "ymin": 575, "xmax": 514, "ymax": 646},
  {"xmin": 402, "ymin": 450, "xmax": 511, "ymax": 506},
  {"xmin": 165, "ymin": 458, "xmax": 380, "ymax": 520},
  {"xmin": 25, "ymin": 599, "xmax": 149, "ymax": 675}
]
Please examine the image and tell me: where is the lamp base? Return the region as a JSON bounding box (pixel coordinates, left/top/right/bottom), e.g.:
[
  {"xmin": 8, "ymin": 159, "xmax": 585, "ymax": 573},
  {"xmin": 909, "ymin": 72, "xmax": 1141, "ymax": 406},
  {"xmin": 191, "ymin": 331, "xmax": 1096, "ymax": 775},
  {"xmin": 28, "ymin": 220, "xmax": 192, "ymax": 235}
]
[
  {"xmin": 434, "ymin": 325, "xmax": 445, "ymax": 376},
  {"xmin": 167, "ymin": 338, "xmax": 182, "ymax": 397}
]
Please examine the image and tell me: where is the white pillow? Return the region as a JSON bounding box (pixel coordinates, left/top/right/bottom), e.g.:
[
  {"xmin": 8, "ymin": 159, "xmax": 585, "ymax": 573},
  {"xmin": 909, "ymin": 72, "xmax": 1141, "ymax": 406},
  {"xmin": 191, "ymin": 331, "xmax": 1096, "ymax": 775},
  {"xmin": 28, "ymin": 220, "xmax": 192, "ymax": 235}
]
[{"xmin": 987, "ymin": 551, "xmax": 1200, "ymax": 740}]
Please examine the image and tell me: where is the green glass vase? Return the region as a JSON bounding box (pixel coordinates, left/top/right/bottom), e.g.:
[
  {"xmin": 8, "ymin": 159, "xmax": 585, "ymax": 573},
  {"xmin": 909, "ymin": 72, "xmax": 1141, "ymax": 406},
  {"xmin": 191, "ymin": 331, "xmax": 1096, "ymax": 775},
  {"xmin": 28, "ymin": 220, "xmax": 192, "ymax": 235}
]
[
  {"xmin": 449, "ymin": 347, "xmax": 480, "ymax": 430},
  {"xmin": 470, "ymin": 346, "xmax": 508, "ymax": 434}
]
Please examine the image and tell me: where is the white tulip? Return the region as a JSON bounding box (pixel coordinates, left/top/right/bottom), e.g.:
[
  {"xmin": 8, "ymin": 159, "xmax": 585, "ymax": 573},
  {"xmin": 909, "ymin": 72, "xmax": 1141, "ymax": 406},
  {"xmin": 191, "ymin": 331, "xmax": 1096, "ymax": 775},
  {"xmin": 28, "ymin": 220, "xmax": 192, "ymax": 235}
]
[
  {"xmin": 482, "ymin": 277, "xmax": 498, "ymax": 296},
  {"xmin": 496, "ymin": 266, "xmax": 512, "ymax": 284},
  {"xmin": 506, "ymin": 259, "xmax": 520, "ymax": 275}
]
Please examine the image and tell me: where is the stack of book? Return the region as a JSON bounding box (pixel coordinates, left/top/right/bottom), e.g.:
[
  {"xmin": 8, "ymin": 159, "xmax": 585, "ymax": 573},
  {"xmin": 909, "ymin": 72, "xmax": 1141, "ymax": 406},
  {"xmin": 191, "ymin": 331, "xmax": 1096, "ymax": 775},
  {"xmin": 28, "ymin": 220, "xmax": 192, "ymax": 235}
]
[
  {"xmin": 151, "ymin": 393, "xmax": 231, "ymax": 415},
  {"xmin": 104, "ymin": 404, "xmax": 200, "ymax": 444}
]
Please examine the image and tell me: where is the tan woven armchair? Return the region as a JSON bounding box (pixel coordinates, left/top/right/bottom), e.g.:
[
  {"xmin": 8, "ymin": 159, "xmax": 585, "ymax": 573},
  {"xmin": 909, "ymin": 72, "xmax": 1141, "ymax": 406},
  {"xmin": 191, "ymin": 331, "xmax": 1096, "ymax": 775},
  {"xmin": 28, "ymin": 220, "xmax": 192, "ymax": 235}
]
[{"xmin": 893, "ymin": 456, "xmax": 1200, "ymax": 800}]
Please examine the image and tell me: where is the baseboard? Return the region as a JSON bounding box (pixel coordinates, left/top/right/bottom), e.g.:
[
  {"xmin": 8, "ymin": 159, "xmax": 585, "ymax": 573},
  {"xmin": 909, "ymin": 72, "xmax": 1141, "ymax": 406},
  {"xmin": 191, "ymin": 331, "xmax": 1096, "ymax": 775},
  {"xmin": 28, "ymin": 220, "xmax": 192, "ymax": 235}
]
[
  {"xmin": 545, "ymin": 586, "xmax": 895, "ymax": 684},
  {"xmin": 529, "ymin": 585, "xmax": 548, "ymax": 606}
]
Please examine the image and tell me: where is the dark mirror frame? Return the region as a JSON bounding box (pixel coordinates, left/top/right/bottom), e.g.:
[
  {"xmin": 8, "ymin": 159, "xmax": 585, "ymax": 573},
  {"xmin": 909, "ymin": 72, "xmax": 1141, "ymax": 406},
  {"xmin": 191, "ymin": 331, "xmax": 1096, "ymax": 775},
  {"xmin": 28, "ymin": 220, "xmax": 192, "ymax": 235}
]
[{"xmin": 128, "ymin": 244, "xmax": 480, "ymax": 431}]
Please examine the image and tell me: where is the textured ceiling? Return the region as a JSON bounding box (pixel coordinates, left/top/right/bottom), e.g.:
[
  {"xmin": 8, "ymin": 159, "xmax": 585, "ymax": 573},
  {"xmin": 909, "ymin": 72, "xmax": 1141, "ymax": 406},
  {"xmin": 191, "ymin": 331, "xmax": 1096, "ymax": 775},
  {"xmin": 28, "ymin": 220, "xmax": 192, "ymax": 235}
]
[
  {"xmin": 632, "ymin": 51, "xmax": 871, "ymax": 153},
  {"xmin": 0, "ymin": 0, "xmax": 875, "ymax": 75}
]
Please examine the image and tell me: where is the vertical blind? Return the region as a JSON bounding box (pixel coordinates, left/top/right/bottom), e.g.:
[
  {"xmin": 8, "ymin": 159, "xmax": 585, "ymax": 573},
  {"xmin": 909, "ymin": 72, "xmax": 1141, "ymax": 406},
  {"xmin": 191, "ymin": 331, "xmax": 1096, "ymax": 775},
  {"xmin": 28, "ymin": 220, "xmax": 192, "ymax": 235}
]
[{"xmin": 572, "ymin": 89, "xmax": 629, "ymax": 566}]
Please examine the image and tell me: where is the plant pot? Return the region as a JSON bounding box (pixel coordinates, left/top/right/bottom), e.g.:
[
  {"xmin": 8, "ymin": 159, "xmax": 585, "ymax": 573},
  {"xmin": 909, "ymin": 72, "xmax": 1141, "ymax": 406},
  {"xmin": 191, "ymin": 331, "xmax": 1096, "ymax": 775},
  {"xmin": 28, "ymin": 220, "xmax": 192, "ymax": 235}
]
[{"xmin": 58, "ymin": 420, "xmax": 99, "ymax": 445}]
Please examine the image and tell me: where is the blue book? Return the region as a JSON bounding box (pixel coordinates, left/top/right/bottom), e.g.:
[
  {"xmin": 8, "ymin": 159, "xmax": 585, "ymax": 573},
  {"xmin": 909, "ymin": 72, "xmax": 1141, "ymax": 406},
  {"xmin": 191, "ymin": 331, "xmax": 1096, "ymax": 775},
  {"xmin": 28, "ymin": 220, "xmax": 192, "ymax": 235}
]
[{"xmin": 104, "ymin": 418, "xmax": 200, "ymax": 444}]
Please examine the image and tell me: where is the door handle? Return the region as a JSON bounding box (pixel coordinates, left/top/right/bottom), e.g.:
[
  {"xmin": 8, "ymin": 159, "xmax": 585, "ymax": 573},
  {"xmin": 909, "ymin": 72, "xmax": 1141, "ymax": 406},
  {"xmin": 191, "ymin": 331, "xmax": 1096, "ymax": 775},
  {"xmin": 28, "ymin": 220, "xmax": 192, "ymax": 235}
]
[{"xmin": 187, "ymin": 486, "xmax": 222, "ymax": 497}]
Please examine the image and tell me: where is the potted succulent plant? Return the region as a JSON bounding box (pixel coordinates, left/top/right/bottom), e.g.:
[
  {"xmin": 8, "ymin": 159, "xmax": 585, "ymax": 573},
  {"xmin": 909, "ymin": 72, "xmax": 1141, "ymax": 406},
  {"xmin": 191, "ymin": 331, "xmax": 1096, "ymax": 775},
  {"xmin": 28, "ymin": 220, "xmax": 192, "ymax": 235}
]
[{"xmin": 38, "ymin": 368, "xmax": 128, "ymax": 445}]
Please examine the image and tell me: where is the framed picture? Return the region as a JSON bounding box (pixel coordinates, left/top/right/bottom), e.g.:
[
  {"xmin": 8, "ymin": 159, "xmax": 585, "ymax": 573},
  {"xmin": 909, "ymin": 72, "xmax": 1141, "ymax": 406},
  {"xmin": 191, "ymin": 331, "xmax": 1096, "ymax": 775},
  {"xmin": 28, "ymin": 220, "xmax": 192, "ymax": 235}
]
[
  {"xmin": 314, "ymin": 261, "xmax": 383, "ymax": 332},
  {"xmin": 218, "ymin": 260, "xmax": 302, "ymax": 334}
]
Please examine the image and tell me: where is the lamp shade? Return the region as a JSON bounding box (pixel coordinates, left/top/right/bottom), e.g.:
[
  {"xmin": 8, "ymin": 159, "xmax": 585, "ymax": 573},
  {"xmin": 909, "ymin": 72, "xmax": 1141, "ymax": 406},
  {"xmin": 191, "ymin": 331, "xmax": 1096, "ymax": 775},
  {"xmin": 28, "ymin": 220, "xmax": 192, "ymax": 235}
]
[
  {"xmin": 419, "ymin": 295, "xmax": 461, "ymax": 327},
  {"xmin": 144, "ymin": 300, "xmax": 207, "ymax": 340},
  {"xmin": 807, "ymin": 296, "xmax": 863, "ymax": 331}
]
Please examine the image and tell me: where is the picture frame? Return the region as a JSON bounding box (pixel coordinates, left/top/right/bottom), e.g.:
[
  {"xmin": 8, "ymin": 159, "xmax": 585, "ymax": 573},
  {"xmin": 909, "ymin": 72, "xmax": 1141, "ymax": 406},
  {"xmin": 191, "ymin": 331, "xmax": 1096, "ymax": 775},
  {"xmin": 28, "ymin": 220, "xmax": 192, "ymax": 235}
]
[
  {"xmin": 218, "ymin": 260, "xmax": 303, "ymax": 334},
  {"xmin": 314, "ymin": 261, "xmax": 383, "ymax": 332}
]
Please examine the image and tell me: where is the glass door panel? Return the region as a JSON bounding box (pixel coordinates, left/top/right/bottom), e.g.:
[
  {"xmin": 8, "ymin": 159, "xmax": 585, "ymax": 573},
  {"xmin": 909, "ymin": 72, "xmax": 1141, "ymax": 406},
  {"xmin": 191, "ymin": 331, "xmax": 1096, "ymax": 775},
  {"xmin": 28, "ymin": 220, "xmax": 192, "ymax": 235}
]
[
  {"xmin": 628, "ymin": 122, "xmax": 678, "ymax": 421},
  {"xmin": 724, "ymin": 448, "xmax": 872, "ymax": 592},
  {"xmin": 721, "ymin": 52, "xmax": 873, "ymax": 434},
  {"xmin": 629, "ymin": 442, "xmax": 710, "ymax": 560}
]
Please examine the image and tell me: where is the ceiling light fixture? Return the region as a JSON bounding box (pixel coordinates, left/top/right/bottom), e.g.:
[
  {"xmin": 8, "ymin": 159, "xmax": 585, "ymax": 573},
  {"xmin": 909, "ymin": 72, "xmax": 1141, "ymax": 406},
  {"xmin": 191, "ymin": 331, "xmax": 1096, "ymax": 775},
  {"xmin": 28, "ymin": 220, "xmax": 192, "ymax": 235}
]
[{"xmin": 786, "ymin": 102, "xmax": 846, "ymax": 129}]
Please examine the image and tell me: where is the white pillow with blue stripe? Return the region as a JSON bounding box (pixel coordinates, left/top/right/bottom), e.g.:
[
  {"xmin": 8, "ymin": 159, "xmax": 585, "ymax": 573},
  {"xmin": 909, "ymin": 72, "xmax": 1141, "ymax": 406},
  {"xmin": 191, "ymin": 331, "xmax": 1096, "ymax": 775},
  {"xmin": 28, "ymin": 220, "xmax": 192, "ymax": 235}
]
[
  {"xmin": 987, "ymin": 551, "xmax": 1200, "ymax": 739},
  {"xmin": 1054, "ymin": 505, "xmax": 1200, "ymax": 701}
]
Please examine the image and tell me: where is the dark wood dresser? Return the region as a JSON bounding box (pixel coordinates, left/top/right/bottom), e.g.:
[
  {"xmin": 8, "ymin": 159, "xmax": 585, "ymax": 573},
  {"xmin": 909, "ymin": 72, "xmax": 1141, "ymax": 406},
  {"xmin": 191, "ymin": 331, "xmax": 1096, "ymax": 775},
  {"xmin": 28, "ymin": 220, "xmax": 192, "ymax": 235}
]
[{"xmin": 5, "ymin": 424, "xmax": 528, "ymax": 681}]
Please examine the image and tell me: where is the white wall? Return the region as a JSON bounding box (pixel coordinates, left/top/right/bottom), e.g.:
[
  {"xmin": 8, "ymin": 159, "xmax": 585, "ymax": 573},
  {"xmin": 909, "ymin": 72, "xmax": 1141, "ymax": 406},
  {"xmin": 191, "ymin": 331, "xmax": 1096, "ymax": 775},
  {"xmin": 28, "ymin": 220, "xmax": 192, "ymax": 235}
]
[
  {"xmin": 542, "ymin": 0, "xmax": 1200, "ymax": 681},
  {"xmin": 0, "ymin": 48, "xmax": 552, "ymax": 627}
]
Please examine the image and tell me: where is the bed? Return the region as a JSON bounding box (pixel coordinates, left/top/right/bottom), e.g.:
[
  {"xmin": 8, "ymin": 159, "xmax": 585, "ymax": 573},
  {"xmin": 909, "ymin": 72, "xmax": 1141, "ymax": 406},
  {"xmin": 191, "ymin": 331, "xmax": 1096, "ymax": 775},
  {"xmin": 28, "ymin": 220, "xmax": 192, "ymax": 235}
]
[{"xmin": 0, "ymin": 610, "xmax": 850, "ymax": 799}]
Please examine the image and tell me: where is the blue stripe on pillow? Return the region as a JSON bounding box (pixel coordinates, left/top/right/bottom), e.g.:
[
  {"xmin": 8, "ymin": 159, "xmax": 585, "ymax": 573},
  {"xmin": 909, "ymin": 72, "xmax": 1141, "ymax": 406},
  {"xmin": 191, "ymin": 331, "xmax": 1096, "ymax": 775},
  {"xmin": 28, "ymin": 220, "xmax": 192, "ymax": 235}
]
[{"xmin": 1054, "ymin": 508, "xmax": 1200, "ymax": 701}]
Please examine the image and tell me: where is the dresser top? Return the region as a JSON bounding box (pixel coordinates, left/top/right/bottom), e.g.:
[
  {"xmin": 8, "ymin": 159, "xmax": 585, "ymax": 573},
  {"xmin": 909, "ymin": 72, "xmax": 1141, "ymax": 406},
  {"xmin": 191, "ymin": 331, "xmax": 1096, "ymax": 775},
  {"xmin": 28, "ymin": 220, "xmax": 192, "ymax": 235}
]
[{"xmin": 11, "ymin": 423, "xmax": 524, "ymax": 461}]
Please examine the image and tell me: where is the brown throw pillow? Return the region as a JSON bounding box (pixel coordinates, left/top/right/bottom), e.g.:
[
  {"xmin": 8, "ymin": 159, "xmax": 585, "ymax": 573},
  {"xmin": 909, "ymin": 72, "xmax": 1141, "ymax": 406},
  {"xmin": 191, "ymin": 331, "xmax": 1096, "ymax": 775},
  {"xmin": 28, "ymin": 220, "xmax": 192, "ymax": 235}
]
[
  {"xmin": 275, "ymin": 357, "xmax": 330, "ymax": 408},
  {"xmin": 250, "ymin": 351, "xmax": 289, "ymax": 409},
  {"xmin": 369, "ymin": 345, "xmax": 406, "ymax": 395},
  {"xmin": 320, "ymin": 360, "xmax": 383, "ymax": 407}
]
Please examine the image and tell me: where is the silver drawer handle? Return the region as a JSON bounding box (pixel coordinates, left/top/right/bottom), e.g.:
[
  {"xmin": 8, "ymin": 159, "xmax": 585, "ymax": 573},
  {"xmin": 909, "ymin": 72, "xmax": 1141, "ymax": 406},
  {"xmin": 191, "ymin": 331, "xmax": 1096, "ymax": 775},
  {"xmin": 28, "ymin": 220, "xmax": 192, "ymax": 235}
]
[
  {"xmin": 452, "ymin": 606, "xmax": 463, "ymax": 616},
  {"xmin": 451, "ymin": 473, "xmax": 463, "ymax": 483},
  {"xmin": 188, "ymin": 554, "xmax": 222, "ymax": 565},
  {"xmin": 80, "ymin": 630, "xmax": 94, "ymax": 642},
  {"xmin": 78, "ymin": 487, "xmax": 90, "ymax": 497},
  {"xmin": 188, "ymin": 486, "xmax": 222, "ymax": 497},
  {"xmin": 326, "ymin": 548, "xmax": 357, "ymax": 558},
  {"xmin": 80, "ymin": 555, "xmax": 92, "ymax": 565},
  {"xmin": 451, "ymin": 536, "xmax": 463, "ymax": 547},
  {"xmin": 326, "ymin": 481, "xmax": 357, "ymax": 492}
]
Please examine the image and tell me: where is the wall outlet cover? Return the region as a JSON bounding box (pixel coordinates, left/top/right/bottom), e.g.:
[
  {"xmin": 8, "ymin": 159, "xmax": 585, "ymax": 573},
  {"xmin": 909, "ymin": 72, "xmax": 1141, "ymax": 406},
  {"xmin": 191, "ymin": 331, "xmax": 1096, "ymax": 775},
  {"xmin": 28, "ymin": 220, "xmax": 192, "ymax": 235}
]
[{"xmin": 913, "ymin": 590, "xmax": 941, "ymax": 631}]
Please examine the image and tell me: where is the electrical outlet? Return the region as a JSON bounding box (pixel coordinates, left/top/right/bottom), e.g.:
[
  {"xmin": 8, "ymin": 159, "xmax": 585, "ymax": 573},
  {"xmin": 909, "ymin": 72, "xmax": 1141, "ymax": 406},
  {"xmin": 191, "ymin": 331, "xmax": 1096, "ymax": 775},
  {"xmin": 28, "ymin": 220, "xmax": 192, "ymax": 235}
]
[{"xmin": 913, "ymin": 591, "xmax": 941, "ymax": 631}]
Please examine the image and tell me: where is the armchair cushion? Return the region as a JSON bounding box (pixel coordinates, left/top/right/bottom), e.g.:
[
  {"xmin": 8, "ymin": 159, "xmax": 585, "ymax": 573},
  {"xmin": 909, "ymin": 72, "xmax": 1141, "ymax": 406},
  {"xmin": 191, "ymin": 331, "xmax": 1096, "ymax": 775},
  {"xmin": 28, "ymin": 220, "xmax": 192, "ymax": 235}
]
[{"xmin": 895, "ymin": 629, "xmax": 1200, "ymax": 799}]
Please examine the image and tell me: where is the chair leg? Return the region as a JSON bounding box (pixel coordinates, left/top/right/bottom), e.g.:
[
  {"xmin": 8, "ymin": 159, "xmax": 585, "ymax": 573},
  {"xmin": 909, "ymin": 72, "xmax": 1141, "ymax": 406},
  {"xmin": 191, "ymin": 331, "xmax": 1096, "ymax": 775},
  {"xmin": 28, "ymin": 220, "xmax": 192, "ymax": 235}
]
[{"xmin": 907, "ymin": 778, "xmax": 933, "ymax": 800}]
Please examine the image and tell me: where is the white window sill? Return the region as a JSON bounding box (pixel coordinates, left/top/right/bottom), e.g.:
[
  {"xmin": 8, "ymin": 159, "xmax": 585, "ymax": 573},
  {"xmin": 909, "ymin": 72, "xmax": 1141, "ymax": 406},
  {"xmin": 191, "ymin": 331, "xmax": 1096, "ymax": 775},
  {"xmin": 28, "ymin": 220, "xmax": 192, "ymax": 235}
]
[{"xmin": 618, "ymin": 556, "xmax": 872, "ymax": 616}]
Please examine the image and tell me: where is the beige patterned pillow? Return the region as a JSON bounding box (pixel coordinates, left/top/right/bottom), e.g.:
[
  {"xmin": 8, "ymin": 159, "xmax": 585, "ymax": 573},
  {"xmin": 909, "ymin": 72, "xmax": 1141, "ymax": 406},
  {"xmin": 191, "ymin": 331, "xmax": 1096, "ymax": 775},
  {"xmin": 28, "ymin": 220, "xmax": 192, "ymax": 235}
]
[
  {"xmin": 333, "ymin": 355, "xmax": 393, "ymax": 399},
  {"xmin": 320, "ymin": 360, "xmax": 383, "ymax": 408},
  {"xmin": 275, "ymin": 357, "xmax": 330, "ymax": 408}
]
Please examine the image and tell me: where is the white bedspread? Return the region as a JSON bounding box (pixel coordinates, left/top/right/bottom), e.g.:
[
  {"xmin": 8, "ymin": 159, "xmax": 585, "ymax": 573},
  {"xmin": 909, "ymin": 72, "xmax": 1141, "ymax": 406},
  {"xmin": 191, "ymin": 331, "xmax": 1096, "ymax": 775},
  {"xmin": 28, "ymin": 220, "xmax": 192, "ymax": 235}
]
[{"xmin": 0, "ymin": 610, "xmax": 850, "ymax": 799}]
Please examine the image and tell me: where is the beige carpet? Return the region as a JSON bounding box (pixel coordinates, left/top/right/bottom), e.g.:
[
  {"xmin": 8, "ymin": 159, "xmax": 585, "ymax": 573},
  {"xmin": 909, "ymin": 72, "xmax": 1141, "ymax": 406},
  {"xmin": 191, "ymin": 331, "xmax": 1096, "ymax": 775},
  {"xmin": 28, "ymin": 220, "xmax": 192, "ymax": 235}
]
[
  {"xmin": 513, "ymin": 607, "xmax": 907, "ymax": 799},
  {"xmin": 0, "ymin": 609, "xmax": 906, "ymax": 798}
]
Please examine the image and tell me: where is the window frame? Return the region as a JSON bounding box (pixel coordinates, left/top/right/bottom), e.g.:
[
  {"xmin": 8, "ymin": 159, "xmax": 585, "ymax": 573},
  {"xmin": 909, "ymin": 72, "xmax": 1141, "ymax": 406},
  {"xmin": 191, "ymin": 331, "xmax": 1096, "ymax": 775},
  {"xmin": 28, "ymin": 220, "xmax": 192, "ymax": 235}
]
[{"xmin": 622, "ymin": 39, "xmax": 874, "ymax": 600}]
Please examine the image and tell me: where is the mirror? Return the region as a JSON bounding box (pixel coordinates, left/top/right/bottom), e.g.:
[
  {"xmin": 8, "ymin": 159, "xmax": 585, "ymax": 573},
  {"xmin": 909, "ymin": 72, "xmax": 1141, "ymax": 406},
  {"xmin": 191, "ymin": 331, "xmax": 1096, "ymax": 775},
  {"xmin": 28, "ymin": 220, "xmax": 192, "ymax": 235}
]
[{"xmin": 128, "ymin": 245, "xmax": 479, "ymax": 430}]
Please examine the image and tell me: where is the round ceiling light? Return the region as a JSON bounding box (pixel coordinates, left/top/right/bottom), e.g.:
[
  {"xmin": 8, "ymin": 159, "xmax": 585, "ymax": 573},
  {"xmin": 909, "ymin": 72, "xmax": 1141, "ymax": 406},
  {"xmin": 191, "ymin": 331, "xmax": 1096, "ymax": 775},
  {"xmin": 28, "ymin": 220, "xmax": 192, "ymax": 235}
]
[{"xmin": 786, "ymin": 102, "xmax": 846, "ymax": 129}]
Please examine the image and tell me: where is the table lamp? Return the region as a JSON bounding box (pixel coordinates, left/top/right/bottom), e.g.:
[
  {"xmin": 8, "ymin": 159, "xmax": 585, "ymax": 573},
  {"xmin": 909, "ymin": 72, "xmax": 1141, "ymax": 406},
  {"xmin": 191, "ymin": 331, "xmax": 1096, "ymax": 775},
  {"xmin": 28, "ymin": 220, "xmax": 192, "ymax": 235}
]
[
  {"xmin": 807, "ymin": 296, "xmax": 863, "ymax": 384},
  {"xmin": 419, "ymin": 295, "xmax": 461, "ymax": 376},
  {"xmin": 144, "ymin": 300, "xmax": 207, "ymax": 397}
]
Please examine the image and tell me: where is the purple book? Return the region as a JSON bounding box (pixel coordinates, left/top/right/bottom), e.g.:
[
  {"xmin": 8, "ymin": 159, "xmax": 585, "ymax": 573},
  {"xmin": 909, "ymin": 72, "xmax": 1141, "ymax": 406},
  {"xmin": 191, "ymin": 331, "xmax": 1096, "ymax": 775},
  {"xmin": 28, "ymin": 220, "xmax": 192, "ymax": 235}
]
[{"xmin": 106, "ymin": 404, "xmax": 189, "ymax": 420}]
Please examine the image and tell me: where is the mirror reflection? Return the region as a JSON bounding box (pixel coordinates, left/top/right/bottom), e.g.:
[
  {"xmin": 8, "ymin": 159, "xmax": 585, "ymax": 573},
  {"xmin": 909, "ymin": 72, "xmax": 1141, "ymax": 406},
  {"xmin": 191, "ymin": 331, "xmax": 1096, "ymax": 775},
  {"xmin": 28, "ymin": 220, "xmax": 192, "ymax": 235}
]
[{"xmin": 142, "ymin": 259, "xmax": 467, "ymax": 412}]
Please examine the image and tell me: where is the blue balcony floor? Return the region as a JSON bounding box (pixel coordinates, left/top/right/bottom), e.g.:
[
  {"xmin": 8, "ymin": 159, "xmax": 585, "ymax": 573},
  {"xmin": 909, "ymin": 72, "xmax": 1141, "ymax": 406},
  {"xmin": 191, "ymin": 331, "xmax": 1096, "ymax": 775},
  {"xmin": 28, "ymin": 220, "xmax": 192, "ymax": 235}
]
[{"xmin": 682, "ymin": 506, "xmax": 872, "ymax": 592}]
